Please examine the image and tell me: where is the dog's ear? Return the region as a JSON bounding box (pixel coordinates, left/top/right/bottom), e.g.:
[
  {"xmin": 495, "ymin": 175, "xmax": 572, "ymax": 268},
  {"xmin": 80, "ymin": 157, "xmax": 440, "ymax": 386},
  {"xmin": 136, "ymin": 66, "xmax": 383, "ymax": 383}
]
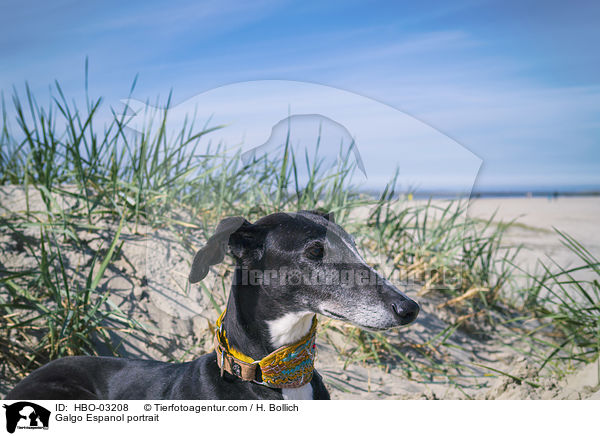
[
  {"xmin": 304, "ymin": 209, "xmax": 335, "ymax": 223},
  {"xmin": 189, "ymin": 217, "xmax": 267, "ymax": 284}
]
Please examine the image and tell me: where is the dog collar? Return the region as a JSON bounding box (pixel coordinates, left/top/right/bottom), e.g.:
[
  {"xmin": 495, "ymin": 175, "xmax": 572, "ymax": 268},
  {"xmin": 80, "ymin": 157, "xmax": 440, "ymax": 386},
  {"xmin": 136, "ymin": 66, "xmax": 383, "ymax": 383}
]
[{"xmin": 213, "ymin": 310, "xmax": 317, "ymax": 389}]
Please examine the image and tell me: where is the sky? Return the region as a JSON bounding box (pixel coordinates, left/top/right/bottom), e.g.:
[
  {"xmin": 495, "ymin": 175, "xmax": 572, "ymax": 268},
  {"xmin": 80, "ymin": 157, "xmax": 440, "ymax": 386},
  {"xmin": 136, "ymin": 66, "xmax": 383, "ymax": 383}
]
[{"xmin": 1, "ymin": 0, "xmax": 599, "ymax": 191}]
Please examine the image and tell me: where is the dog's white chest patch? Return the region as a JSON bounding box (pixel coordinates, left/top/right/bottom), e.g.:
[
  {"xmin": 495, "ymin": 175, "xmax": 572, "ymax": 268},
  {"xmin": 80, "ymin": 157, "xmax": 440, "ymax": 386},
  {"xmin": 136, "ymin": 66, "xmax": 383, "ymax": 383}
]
[
  {"xmin": 266, "ymin": 311, "xmax": 313, "ymax": 348},
  {"xmin": 282, "ymin": 384, "xmax": 314, "ymax": 400}
]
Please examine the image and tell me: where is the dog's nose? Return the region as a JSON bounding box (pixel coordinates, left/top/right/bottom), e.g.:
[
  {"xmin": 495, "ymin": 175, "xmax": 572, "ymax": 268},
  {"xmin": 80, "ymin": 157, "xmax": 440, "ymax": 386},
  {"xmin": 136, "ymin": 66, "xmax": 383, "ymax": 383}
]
[{"xmin": 392, "ymin": 299, "xmax": 420, "ymax": 325}]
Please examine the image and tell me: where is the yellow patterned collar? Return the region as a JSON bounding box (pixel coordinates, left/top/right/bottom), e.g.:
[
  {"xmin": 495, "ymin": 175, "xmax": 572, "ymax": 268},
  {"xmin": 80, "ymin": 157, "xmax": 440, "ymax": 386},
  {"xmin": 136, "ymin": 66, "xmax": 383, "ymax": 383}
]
[{"xmin": 214, "ymin": 310, "xmax": 317, "ymax": 389}]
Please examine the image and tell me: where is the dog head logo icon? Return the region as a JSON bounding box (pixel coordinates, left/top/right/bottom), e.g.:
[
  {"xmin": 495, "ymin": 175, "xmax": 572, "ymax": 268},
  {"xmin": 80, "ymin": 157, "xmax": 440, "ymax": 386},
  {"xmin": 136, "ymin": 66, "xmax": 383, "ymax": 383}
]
[{"xmin": 3, "ymin": 402, "xmax": 50, "ymax": 434}]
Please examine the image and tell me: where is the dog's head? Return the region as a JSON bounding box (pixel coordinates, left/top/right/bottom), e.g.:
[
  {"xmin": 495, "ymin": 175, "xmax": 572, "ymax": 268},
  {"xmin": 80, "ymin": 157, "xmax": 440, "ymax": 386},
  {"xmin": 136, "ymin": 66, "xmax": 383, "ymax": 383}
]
[{"xmin": 189, "ymin": 210, "xmax": 419, "ymax": 330}]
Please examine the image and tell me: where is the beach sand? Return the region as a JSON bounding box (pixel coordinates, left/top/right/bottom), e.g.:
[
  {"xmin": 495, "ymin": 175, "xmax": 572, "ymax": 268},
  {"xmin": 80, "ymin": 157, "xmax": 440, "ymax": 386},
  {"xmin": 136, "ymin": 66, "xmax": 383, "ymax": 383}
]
[{"xmin": 468, "ymin": 196, "xmax": 600, "ymax": 271}]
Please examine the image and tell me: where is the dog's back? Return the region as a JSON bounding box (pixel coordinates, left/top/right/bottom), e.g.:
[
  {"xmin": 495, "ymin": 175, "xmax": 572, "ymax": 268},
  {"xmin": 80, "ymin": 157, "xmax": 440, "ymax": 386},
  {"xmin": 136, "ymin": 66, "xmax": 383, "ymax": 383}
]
[{"xmin": 5, "ymin": 355, "xmax": 329, "ymax": 400}]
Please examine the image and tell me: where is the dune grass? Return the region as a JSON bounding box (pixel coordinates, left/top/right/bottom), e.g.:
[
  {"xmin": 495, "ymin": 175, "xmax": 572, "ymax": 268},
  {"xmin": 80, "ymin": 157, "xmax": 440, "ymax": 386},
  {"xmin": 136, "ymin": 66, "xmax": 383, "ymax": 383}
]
[
  {"xmin": 509, "ymin": 230, "xmax": 600, "ymax": 377},
  {"xmin": 1, "ymin": 80, "xmax": 597, "ymax": 390}
]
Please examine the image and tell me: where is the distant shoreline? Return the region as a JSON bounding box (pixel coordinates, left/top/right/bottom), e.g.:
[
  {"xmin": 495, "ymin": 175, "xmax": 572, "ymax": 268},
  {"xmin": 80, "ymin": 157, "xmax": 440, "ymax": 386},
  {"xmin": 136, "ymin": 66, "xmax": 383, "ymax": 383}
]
[
  {"xmin": 469, "ymin": 190, "xmax": 600, "ymax": 199},
  {"xmin": 359, "ymin": 189, "xmax": 600, "ymax": 199}
]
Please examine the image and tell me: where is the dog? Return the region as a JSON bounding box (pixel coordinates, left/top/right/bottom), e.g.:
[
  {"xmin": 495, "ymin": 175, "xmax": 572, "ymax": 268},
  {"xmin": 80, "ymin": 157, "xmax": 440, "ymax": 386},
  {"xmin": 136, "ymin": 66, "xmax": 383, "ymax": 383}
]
[{"xmin": 5, "ymin": 210, "xmax": 419, "ymax": 400}]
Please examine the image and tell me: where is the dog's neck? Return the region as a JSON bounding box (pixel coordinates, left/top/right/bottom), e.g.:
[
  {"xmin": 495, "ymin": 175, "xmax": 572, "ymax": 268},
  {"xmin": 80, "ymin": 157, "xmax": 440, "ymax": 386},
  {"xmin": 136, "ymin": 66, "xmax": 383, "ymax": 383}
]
[{"xmin": 221, "ymin": 266, "xmax": 313, "ymax": 360}]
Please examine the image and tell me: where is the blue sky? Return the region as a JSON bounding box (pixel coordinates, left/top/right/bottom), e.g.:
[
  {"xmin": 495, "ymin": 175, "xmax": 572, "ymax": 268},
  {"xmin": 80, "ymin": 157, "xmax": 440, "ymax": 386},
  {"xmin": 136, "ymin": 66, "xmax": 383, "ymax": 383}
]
[{"xmin": 1, "ymin": 0, "xmax": 599, "ymax": 191}]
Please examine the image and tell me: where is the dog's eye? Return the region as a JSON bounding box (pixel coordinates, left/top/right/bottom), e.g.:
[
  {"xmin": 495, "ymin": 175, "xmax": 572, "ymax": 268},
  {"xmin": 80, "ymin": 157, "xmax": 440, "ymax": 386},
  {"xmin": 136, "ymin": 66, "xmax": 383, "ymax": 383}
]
[{"xmin": 305, "ymin": 243, "xmax": 324, "ymax": 260}]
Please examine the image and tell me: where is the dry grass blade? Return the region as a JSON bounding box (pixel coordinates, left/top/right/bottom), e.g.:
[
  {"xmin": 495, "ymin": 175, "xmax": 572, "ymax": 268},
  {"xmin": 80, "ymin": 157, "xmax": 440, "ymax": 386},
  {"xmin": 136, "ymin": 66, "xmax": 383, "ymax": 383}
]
[{"xmin": 437, "ymin": 287, "xmax": 489, "ymax": 309}]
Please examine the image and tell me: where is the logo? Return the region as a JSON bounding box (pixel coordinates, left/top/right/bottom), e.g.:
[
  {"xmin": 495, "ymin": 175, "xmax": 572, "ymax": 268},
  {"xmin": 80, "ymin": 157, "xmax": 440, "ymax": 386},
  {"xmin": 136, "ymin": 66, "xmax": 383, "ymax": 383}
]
[{"xmin": 3, "ymin": 402, "xmax": 50, "ymax": 434}]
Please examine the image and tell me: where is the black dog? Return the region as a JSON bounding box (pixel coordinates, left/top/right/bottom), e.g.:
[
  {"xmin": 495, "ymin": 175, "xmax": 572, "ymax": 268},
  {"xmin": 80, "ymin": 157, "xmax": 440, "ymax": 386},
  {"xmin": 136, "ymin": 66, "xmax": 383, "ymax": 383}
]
[{"xmin": 6, "ymin": 210, "xmax": 418, "ymax": 400}]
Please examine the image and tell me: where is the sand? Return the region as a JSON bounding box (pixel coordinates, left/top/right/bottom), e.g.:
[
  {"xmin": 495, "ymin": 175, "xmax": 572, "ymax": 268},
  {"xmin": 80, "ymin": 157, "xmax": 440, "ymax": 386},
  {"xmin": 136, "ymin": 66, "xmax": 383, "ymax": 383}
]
[
  {"xmin": 468, "ymin": 196, "xmax": 600, "ymax": 272},
  {"xmin": 1, "ymin": 187, "xmax": 599, "ymax": 399}
]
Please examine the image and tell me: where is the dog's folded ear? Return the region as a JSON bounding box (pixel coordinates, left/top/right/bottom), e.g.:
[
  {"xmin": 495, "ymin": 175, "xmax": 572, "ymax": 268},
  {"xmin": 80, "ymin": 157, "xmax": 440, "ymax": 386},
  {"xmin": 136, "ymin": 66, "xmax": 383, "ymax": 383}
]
[
  {"xmin": 303, "ymin": 209, "xmax": 335, "ymax": 223},
  {"xmin": 189, "ymin": 217, "xmax": 266, "ymax": 283}
]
